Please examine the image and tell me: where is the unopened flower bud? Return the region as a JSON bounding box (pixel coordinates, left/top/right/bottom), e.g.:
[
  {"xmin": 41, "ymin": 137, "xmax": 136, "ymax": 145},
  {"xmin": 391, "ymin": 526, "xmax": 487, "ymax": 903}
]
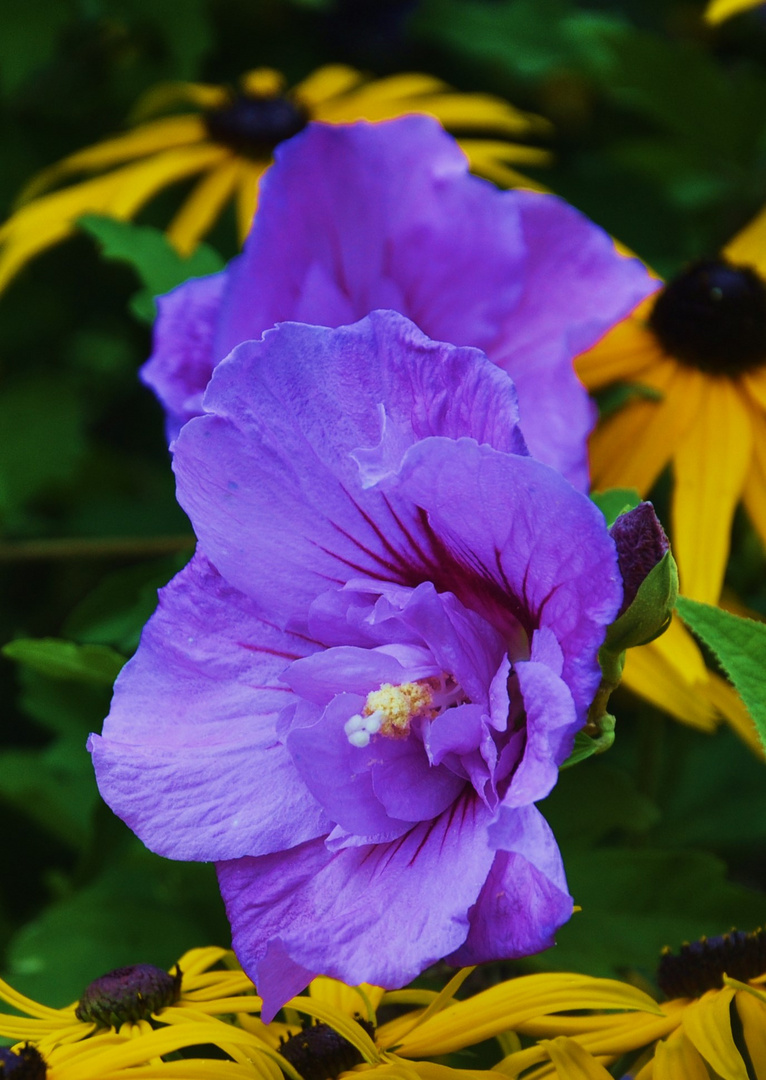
[
  {"xmin": 605, "ymin": 502, "xmax": 678, "ymax": 652},
  {"xmin": 75, "ymin": 964, "xmax": 181, "ymax": 1028}
]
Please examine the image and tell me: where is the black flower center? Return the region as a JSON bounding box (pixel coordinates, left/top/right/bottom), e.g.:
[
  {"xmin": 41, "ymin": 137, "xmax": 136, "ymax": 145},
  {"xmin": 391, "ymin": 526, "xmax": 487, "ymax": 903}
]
[
  {"xmin": 279, "ymin": 1018, "xmax": 376, "ymax": 1080},
  {"xmin": 656, "ymin": 928, "xmax": 766, "ymax": 999},
  {"xmin": 205, "ymin": 95, "xmax": 309, "ymax": 158},
  {"xmin": 0, "ymin": 1047, "xmax": 46, "ymax": 1080},
  {"xmin": 648, "ymin": 258, "xmax": 766, "ymax": 376},
  {"xmin": 75, "ymin": 963, "xmax": 181, "ymax": 1028}
]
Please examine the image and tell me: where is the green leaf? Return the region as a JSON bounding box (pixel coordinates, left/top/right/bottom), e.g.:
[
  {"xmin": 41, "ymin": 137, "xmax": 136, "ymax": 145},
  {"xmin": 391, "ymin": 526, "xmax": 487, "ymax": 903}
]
[
  {"xmin": 3, "ymin": 639, "xmax": 125, "ymax": 687},
  {"xmin": 675, "ymin": 596, "xmax": 766, "ymax": 753},
  {"xmin": 0, "ymin": 740, "xmax": 99, "ymax": 851},
  {"xmin": 530, "ymin": 846, "xmax": 766, "ymax": 979},
  {"xmin": 78, "ymin": 216, "xmax": 224, "ymax": 323},
  {"xmin": 5, "ymin": 846, "xmax": 228, "ymax": 1006},
  {"xmin": 590, "ymin": 488, "xmax": 642, "ymax": 527}
]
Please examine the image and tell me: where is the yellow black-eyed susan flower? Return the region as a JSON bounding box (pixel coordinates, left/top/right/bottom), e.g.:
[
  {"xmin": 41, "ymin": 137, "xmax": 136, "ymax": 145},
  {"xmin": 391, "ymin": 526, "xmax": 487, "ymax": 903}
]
[
  {"xmin": 0, "ymin": 65, "xmax": 551, "ymax": 291},
  {"xmin": 0, "ymin": 950, "xmax": 665, "ymax": 1080},
  {"xmin": 577, "ymin": 216, "xmax": 766, "ymax": 608},
  {"xmin": 497, "ymin": 927, "xmax": 766, "ymax": 1079},
  {"xmin": 0, "ymin": 947, "xmax": 287, "ymax": 1080},
  {"xmin": 705, "ymin": 0, "xmax": 764, "ymax": 23}
]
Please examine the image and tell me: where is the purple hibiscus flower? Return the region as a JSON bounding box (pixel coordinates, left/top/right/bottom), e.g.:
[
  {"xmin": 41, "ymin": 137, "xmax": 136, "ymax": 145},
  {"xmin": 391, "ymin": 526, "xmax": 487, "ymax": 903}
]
[
  {"xmin": 90, "ymin": 311, "xmax": 622, "ymax": 1018},
  {"xmin": 142, "ymin": 116, "xmax": 655, "ymax": 490}
]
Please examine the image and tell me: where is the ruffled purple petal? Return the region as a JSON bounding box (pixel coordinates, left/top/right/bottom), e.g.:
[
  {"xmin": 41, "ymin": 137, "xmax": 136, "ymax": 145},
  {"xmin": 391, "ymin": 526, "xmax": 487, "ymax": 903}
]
[
  {"xmin": 449, "ymin": 804, "xmax": 572, "ymax": 965},
  {"xmin": 89, "ymin": 553, "xmax": 331, "ymax": 860},
  {"xmin": 216, "ymin": 792, "xmax": 495, "ymax": 1020},
  {"xmin": 173, "ymin": 313, "xmax": 523, "ymax": 616},
  {"xmin": 390, "ymin": 437, "xmax": 622, "ymax": 720}
]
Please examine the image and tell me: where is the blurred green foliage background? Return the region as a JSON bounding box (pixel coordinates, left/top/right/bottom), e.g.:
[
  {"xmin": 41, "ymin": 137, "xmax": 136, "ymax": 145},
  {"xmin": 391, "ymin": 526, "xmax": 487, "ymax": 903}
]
[{"xmin": 1, "ymin": 0, "xmax": 766, "ymax": 1008}]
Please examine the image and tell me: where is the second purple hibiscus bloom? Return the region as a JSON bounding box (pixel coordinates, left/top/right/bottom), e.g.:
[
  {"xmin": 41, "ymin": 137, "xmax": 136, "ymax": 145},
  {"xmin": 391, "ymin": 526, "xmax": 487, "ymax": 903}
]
[{"xmin": 90, "ymin": 311, "xmax": 623, "ymax": 1018}]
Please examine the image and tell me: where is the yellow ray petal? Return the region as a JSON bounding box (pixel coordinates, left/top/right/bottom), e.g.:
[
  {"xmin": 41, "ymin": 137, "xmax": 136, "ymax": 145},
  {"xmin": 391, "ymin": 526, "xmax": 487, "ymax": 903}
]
[
  {"xmin": 166, "ymin": 158, "xmax": 242, "ymax": 256},
  {"xmin": 131, "ymin": 81, "xmax": 228, "ymax": 122},
  {"xmin": 705, "ymin": 0, "xmax": 765, "ymax": 24},
  {"xmin": 682, "ymin": 988, "xmax": 750, "ymax": 1080},
  {"xmin": 654, "ymin": 1031, "xmax": 711, "ymax": 1080},
  {"xmin": 292, "ymin": 64, "xmax": 368, "ymax": 107},
  {"xmin": 392, "ymin": 975, "xmax": 662, "ymax": 1058},
  {"xmin": 741, "ymin": 398, "xmax": 766, "ymax": 547},
  {"xmin": 235, "ymin": 162, "xmax": 266, "ymax": 244},
  {"xmin": 309, "ymin": 976, "xmax": 384, "ymax": 1021},
  {"xmin": 723, "ymin": 203, "xmax": 766, "ymax": 275},
  {"xmin": 735, "ymin": 991, "xmax": 766, "ymax": 1080},
  {"xmin": 541, "ymin": 1037, "xmax": 615, "ymax": 1079},
  {"xmin": 744, "ymin": 367, "xmax": 766, "ymax": 413},
  {"xmin": 369, "ymin": 93, "xmax": 550, "ymax": 136},
  {"xmin": 672, "ymin": 378, "xmax": 753, "ymax": 603},
  {"xmin": 17, "ymin": 116, "xmax": 206, "ymax": 203},
  {"xmin": 575, "ymin": 298, "xmax": 661, "ymax": 391},
  {"xmin": 706, "ymin": 672, "xmax": 766, "ymax": 757},
  {"xmin": 621, "ymin": 630, "xmax": 719, "ymax": 732},
  {"xmin": 589, "ymin": 362, "xmax": 698, "ymax": 494},
  {"xmin": 106, "ymin": 144, "xmax": 229, "ymax": 219}
]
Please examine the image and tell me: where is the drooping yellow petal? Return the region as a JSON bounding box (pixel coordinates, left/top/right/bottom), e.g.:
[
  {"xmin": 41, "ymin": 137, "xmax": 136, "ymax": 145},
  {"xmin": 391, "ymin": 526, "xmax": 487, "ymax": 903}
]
[
  {"xmin": 589, "ymin": 362, "xmax": 699, "ymax": 494},
  {"xmin": 105, "ymin": 144, "xmax": 229, "ymax": 219},
  {"xmin": 235, "ymin": 162, "xmax": 266, "ymax": 244},
  {"xmin": 653, "ymin": 1031, "xmax": 711, "ymax": 1080},
  {"xmin": 540, "ymin": 1038, "xmax": 615, "ymax": 1080},
  {"xmin": 735, "ymin": 991, "xmax": 766, "ymax": 1080},
  {"xmin": 706, "ymin": 672, "xmax": 766, "ymax": 757},
  {"xmin": 291, "ymin": 64, "xmax": 368, "ymax": 107},
  {"xmin": 239, "ymin": 69, "xmax": 286, "ymax": 98},
  {"xmin": 309, "ymin": 976, "xmax": 384, "ymax": 1021},
  {"xmin": 741, "ymin": 396, "xmax": 766, "ymax": 547},
  {"xmin": 459, "ymin": 141, "xmax": 552, "ymax": 189},
  {"xmin": 130, "ymin": 81, "xmax": 228, "ymax": 122},
  {"xmin": 17, "ymin": 116, "xmax": 207, "ymax": 203},
  {"xmin": 166, "ymin": 158, "xmax": 242, "ymax": 256},
  {"xmin": 744, "ymin": 367, "xmax": 766, "ymax": 413},
  {"xmin": 575, "ymin": 298, "xmax": 661, "ymax": 391},
  {"xmin": 621, "ymin": 614, "xmax": 718, "ymax": 731},
  {"xmin": 392, "ymin": 975, "xmax": 662, "ymax": 1058},
  {"xmin": 681, "ymin": 988, "xmax": 750, "ymax": 1080},
  {"xmin": 672, "ymin": 377, "xmax": 753, "ymax": 603},
  {"xmin": 705, "ymin": 0, "xmax": 764, "ymax": 24}
]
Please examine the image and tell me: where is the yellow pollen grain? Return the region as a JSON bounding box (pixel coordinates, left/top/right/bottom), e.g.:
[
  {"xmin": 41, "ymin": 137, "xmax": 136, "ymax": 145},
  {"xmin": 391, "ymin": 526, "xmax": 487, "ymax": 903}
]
[{"xmin": 363, "ymin": 682, "xmax": 434, "ymax": 737}]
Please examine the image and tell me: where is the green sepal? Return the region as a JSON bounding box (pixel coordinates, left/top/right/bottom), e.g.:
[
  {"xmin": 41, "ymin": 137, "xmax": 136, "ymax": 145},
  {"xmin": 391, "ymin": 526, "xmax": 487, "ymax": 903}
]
[
  {"xmin": 604, "ymin": 549, "xmax": 678, "ymax": 653},
  {"xmin": 560, "ymin": 715, "xmax": 616, "ymax": 769}
]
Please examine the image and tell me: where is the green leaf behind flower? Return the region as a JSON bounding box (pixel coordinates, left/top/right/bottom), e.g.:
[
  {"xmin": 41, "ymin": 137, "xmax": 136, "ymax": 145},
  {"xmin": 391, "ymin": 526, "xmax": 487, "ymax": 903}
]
[
  {"xmin": 78, "ymin": 216, "xmax": 224, "ymax": 322},
  {"xmin": 676, "ymin": 596, "xmax": 766, "ymax": 753},
  {"xmin": 3, "ymin": 638, "xmax": 125, "ymax": 686}
]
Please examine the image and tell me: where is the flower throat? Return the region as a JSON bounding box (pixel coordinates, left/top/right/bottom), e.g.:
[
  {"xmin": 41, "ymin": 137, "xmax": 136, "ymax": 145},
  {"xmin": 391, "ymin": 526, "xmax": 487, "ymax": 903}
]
[{"xmin": 648, "ymin": 257, "xmax": 766, "ymax": 376}]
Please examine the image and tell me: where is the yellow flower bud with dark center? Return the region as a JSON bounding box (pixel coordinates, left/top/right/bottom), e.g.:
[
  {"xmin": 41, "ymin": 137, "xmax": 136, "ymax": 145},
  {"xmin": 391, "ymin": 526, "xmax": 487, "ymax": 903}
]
[
  {"xmin": 279, "ymin": 1017, "xmax": 376, "ymax": 1080},
  {"xmin": 649, "ymin": 258, "xmax": 766, "ymax": 377},
  {"xmin": 74, "ymin": 964, "xmax": 181, "ymax": 1028},
  {"xmin": 657, "ymin": 927, "xmax": 766, "ymax": 999},
  {"xmin": 0, "ymin": 1047, "xmax": 45, "ymax": 1080}
]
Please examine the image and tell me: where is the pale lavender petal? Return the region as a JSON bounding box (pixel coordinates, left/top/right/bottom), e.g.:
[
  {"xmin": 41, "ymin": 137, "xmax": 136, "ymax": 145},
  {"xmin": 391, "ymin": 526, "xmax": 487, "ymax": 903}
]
[
  {"xmin": 370, "ymin": 739, "xmax": 465, "ymax": 821},
  {"xmin": 142, "ymin": 273, "xmax": 227, "ymax": 441},
  {"xmin": 89, "ymin": 553, "xmax": 331, "ymax": 860},
  {"xmin": 449, "ymin": 804, "xmax": 572, "ymax": 965},
  {"xmin": 217, "ymin": 793, "xmax": 495, "ymax": 1019},
  {"xmin": 505, "ymin": 660, "xmax": 577, "ymax": 806}
]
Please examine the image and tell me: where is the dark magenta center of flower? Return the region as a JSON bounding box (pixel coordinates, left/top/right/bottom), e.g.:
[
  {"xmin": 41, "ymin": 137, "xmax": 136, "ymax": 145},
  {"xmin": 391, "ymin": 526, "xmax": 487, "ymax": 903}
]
[
  {"xmin": 75, "ymin": 963, "xmax": 181, "ymax": 1028},
  {"xmin": 205, "ymin": 95, "xmax": 309, "ymax": 158},
  {"xmin": 0, "ymin": 1048, "xmax": 46, "ymax": 1080},
  {"xmin": 279, "ymin": 1018, "xmax": 375, "ymax": 1080},
  {"xmin": 656, "ymin": 928, "xmax": 766, "ymax": 999},
  {"xmin": 648, "ymin": 258, "xmax": 766, "ymax": 376}
]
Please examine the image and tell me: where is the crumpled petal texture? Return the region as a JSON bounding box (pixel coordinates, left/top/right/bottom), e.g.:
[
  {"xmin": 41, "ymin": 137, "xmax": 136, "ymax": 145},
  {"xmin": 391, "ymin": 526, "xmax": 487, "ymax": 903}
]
[
  {"xmin": 93, "ymin": 312, "xmax": 622, "ymax": 1018},
  {"xmin": 142, "ymin": 116, "xmax": 654, "ymax": 488}
]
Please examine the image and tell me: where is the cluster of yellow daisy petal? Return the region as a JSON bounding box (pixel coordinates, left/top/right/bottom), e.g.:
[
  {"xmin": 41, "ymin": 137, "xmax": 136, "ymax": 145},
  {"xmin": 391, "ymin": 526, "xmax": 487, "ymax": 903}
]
[{"xmin": 2, "ymin": 937, "xmax": 765, "ymax": 1080}]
